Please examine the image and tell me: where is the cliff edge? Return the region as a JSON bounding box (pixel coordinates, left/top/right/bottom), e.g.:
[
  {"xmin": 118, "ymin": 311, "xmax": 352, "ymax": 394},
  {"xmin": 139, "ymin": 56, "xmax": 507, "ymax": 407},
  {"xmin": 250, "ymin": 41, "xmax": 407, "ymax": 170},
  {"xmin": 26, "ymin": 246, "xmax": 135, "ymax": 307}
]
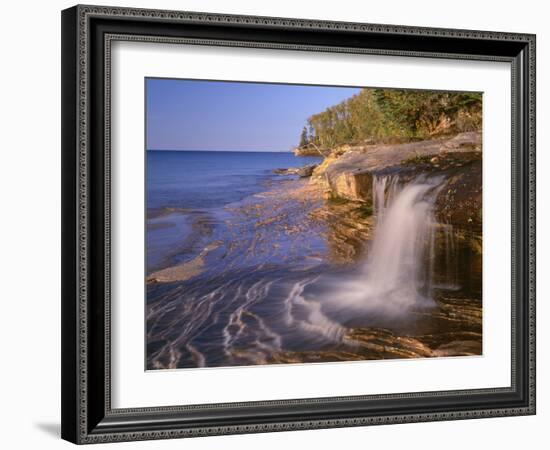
[{"xmin": 311, "ymin": 131, "xmax": 482, "ymax": 232}]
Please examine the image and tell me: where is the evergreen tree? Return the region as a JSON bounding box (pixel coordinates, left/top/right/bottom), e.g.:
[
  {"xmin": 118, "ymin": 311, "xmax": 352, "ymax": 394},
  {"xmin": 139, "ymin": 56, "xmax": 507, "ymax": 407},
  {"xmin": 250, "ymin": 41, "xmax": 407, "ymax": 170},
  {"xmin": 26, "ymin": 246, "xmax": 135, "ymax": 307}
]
[{"xmin": 299, "ymin": 126, "xmax": 309, "ymax": 147}]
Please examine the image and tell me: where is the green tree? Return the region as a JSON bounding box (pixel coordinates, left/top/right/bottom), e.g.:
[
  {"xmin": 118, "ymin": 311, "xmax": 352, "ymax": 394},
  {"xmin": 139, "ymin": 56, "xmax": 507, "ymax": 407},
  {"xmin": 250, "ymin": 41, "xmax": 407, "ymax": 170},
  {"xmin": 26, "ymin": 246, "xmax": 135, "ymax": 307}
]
[
  {"xmin": 299, "ymin": 126, "xmax": 309, "ymax": 147},
  {"xmin": 302, "ymin": 88, "xmax": 482, "ymax": 151}
]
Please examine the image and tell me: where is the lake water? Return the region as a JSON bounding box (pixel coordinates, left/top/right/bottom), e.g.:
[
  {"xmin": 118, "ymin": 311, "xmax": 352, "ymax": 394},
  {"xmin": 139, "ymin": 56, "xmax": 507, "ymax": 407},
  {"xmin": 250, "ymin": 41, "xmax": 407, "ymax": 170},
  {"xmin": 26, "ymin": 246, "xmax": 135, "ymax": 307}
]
[
  {"xmin": 146, "ymin": 150, "xmax": 321, "ymax": 273},
  {"xmin": 147, "ymin": 150, "xmax": 321, "ymax": 212},
  {"xmin": 145, "ymin": 150, "xmax": 481, "ymax": 370}
]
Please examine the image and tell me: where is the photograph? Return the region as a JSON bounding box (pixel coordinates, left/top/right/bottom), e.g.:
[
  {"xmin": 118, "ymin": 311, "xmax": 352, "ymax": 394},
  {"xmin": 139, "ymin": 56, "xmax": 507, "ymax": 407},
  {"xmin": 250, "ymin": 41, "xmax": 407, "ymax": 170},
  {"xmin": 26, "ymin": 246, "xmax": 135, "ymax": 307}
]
[
  {"xmin": 145, "ymin": 79, "xmax": 483, "ymax": 370},
  {"xmin": 57, "ymin": 4, "xmax": 537, "ymax": 444}
]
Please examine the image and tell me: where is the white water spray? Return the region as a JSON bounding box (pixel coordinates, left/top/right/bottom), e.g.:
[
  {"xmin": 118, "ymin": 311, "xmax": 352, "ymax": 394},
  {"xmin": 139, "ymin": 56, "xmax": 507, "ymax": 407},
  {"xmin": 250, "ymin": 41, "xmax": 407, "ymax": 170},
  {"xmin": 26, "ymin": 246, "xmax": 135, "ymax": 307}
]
[
  {"xmin": 323, "ymin": 174, "xmax": 447, "ymax": 316},
  {"xmin": 362, "ymin": 175, "xmax": 443, "ymax": 309}
]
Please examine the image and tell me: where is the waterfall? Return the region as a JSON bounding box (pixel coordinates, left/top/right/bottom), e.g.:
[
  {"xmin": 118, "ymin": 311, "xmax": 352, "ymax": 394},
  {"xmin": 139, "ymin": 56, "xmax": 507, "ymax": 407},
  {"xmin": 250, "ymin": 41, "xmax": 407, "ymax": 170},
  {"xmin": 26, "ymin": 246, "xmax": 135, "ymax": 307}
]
[
  {"xmin": 321, "ymin": 174, "xmax": 450, "ymax": 317},
  {"xmin": 372, "ymin": 174, "xmax": 400, "ymax": 217},
  {"xmin": 360, "ymin": 175, "xmax": 443, "ymax": 310},
  {"xmin": 440, "ymin": 223, "xmax": 459, "ymax": 289}
]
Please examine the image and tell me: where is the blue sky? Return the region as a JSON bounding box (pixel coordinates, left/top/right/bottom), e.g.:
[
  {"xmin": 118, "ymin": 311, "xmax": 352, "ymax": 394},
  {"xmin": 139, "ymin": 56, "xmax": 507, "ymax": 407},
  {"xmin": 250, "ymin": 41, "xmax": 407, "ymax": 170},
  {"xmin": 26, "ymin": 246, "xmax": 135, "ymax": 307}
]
[{"xmin": 146, "ymin": 78, "xmax": 361, "ymax": 152}]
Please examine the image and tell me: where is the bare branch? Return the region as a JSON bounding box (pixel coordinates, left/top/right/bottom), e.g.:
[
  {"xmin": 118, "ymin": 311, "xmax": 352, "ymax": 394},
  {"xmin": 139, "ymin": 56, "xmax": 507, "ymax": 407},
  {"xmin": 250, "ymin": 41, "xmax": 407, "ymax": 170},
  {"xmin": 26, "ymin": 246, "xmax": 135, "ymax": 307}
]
[{"xmin": 298, "ymin": 142, "xmax": 330, "ymax": 158}]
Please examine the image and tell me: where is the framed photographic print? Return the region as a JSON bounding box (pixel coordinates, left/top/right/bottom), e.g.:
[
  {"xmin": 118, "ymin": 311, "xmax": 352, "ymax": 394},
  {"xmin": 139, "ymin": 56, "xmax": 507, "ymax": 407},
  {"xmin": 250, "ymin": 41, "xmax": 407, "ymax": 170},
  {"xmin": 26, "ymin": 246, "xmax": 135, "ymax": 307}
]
[{"xmin": 61, "ymin": 5, "xmax": 536, "ymax": 444}]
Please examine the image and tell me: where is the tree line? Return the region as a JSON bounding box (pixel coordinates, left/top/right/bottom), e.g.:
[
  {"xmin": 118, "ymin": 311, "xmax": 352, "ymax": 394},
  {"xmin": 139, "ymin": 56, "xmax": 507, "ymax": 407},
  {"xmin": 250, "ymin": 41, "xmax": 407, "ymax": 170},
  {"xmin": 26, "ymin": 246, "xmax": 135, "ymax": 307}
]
[{"xmin": 298, "ymin": 88, "xmax": 482, "ymax": 151}]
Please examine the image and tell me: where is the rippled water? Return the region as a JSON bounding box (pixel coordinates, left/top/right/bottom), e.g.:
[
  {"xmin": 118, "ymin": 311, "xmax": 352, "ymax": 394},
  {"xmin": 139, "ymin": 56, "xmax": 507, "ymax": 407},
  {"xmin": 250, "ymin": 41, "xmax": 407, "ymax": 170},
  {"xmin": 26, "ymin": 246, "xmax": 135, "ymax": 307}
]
[
  {"xmin": 146, "ymin": 150, "xmax": 321, "ymax": 273},
  {"xmin": 146, "ymin": 152, "xmax": 481, "ymax": 370}
]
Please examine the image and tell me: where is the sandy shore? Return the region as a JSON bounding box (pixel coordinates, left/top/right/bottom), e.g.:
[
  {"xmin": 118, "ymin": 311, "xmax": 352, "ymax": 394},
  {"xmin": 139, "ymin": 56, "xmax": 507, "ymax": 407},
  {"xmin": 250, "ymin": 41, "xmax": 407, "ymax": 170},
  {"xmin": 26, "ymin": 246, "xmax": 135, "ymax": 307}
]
[{"xmin": 147, "ymin": 241, "xmax": 221, "ymax": 283}]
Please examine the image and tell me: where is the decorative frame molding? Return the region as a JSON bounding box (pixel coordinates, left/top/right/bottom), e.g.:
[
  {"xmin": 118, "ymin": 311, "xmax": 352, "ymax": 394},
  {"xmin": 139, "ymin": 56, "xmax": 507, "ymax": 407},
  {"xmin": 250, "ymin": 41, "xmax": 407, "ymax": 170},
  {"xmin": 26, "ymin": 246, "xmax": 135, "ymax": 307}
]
[{"xmin": 61, "ymin": 4, "xmax": 536, "ymax": 444}]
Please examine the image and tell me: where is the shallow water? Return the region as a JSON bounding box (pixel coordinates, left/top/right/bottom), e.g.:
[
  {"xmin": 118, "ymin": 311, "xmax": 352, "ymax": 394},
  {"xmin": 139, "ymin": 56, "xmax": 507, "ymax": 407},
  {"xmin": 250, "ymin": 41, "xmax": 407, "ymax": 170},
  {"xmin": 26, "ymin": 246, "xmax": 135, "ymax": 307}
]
[
  {"xmin": 146, "ymin": 150, "xmax": 321, "ymax": 273},
  {"xmin": 146, "ymin": 151, "xmax": 481, "ymax": 370}
]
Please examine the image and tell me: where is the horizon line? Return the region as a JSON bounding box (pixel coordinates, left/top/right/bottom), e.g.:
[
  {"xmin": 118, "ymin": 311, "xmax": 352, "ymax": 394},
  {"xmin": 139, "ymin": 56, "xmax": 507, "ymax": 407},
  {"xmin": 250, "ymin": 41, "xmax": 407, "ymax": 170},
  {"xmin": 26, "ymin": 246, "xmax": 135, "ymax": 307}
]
[{"xmin": 147, "ymin": 149, "xmax": 295, "ymax": 153}]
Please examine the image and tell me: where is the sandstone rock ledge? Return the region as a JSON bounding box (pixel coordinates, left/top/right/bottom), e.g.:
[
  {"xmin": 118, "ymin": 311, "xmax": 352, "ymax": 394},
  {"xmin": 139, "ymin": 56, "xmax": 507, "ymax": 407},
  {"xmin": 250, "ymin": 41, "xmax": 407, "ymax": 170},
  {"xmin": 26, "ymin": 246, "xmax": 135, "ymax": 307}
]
[
  {"xmin": 268, "ymin": 295, "xmax": 482, "ymax": 364},
  {"xmin": 310, "ymin": 131, "xmax": 482, "ymax": 232}
]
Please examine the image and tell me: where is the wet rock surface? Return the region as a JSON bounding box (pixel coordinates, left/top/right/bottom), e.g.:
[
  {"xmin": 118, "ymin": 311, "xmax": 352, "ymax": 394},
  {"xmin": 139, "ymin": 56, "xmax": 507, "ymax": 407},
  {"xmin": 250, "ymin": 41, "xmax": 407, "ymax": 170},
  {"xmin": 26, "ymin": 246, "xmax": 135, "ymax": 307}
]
[
  {"xmin": 269, "ymin": 294, "xmax": 482, "ymax": 363},
  {"xmin": 147, "ymin": 175, "xmax": 482, "ymax": 369},
  {"xmin": 147, "ymin": 132, "xmax": 482, "ymax": 369}
]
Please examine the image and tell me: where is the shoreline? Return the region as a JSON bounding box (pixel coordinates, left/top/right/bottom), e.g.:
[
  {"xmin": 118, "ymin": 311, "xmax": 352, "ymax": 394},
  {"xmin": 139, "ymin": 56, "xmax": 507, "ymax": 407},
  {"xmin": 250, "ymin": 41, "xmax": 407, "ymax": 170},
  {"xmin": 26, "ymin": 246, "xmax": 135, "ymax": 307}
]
[
  {"xmin": 146, "ymin": 140, "xmax": 483, "ymax": 369},
  {"xmin": 146, "ymin": 173, "xmax": 377, "ymax": 285}
]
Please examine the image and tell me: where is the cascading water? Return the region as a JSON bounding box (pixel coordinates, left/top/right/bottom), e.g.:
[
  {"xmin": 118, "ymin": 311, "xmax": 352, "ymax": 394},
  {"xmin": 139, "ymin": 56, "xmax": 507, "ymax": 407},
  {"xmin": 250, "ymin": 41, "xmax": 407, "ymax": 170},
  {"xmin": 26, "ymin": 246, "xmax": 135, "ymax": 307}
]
[
  {"xmin": 362, "ymin": 175, "xmax": 443, "ymax": 309},
  {"xmin": 148, "ymin": 169, "xmax": 464, "ymax": 368},
  {"xmin": 321, "ymin": 174, "xmax": 448, "ymax": 316},
  {"xmin": 439, "ymin": 223, "xmax": 459, "ymax": 290}
]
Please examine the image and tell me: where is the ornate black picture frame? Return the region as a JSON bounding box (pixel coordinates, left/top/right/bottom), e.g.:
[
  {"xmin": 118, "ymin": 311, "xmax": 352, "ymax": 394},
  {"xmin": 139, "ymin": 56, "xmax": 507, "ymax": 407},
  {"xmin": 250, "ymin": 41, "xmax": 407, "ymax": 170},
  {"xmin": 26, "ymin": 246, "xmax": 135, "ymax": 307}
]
[{"xmin": 61, "ymin": 4, "xmax": 536, "ymax": 444}]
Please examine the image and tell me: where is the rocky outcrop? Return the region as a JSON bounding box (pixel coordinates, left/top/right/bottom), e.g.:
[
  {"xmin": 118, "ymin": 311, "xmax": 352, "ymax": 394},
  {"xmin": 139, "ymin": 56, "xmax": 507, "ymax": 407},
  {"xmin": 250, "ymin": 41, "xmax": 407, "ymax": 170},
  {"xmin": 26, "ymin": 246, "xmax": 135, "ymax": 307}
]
[
  {"xmin": 268, "ymin": 294, "xmax": 482, "ymax": 364},
  {"xmin": 273, "ymin": 164, "xmax": 318, "ymax": 178},
  {"xmin": 311, "ymin": 131, "xmax": 482, "ymax": 231}
]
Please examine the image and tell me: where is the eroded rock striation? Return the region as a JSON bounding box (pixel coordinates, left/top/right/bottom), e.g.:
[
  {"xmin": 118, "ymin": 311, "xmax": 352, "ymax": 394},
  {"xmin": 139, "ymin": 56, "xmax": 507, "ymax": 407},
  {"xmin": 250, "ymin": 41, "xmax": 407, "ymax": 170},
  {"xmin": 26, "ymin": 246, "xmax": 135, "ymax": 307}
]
[{"xmin": 310, "ymin": 131, "xmax": 482, "ymax": 232}]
